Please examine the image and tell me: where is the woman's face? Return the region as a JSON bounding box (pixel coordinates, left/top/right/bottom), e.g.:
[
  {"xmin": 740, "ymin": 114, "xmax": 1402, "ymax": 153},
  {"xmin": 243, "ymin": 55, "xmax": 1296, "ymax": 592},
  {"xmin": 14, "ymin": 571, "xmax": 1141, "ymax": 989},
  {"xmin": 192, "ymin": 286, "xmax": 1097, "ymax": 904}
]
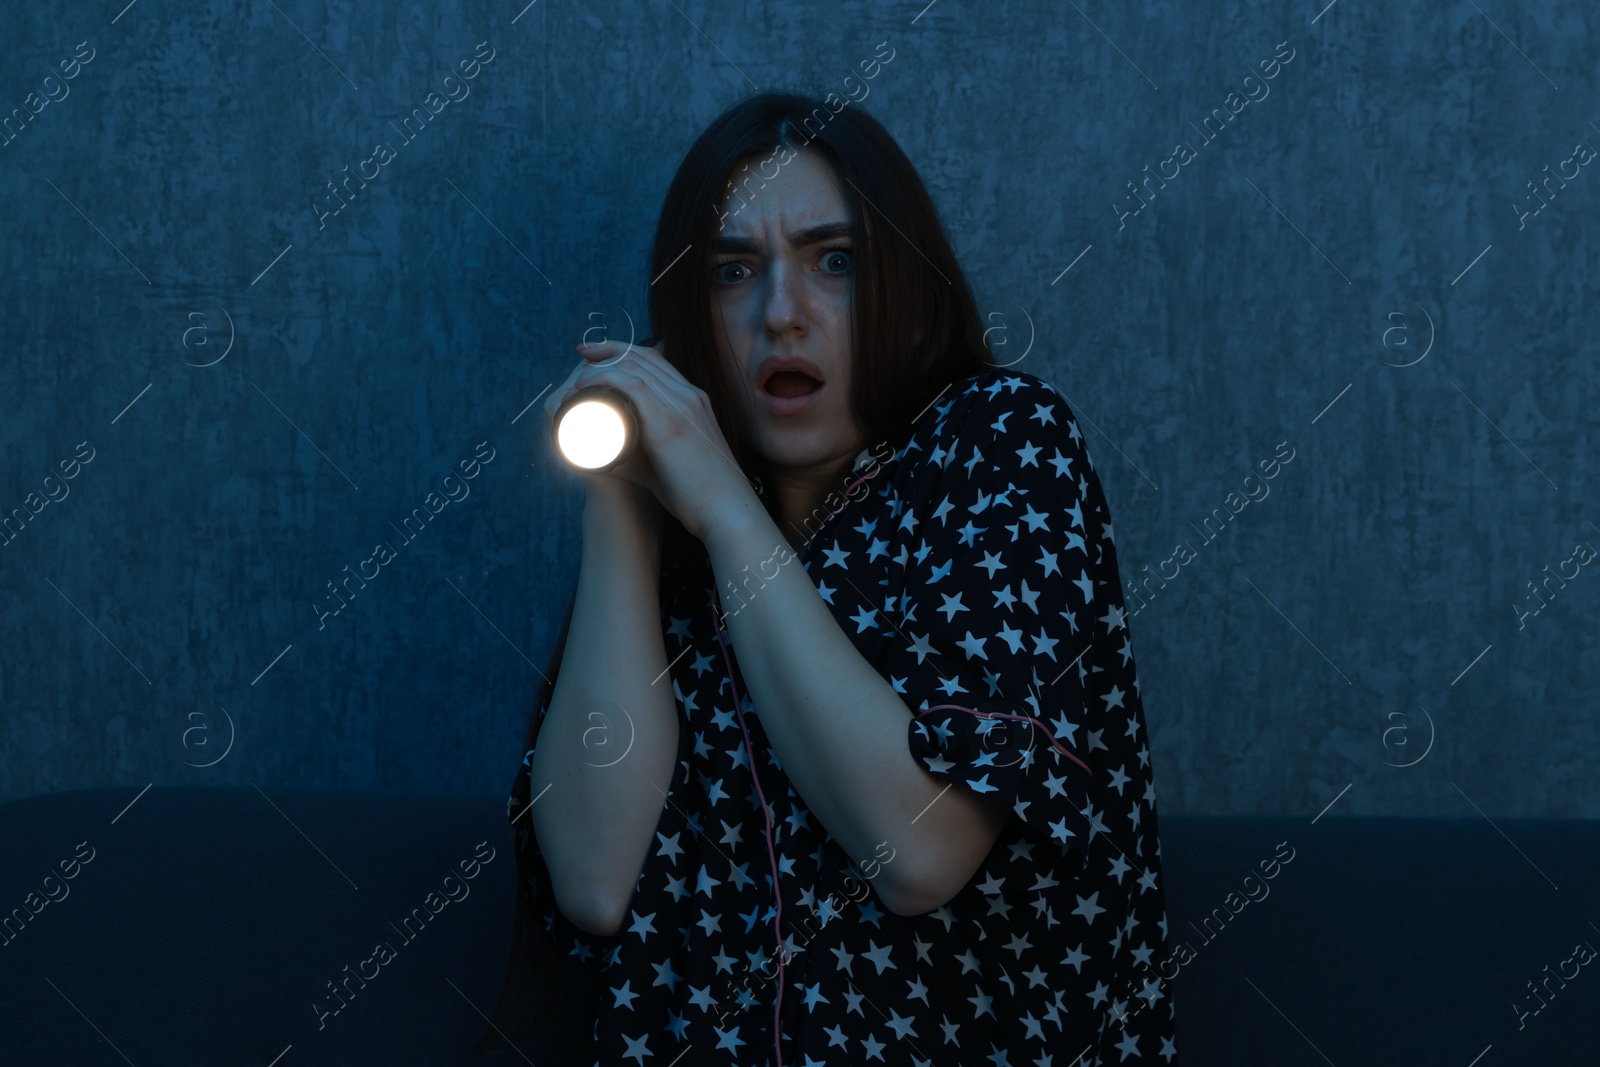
[{"xmin": 709, "ymin": 147, "xmax": 869, "ymax": 475}]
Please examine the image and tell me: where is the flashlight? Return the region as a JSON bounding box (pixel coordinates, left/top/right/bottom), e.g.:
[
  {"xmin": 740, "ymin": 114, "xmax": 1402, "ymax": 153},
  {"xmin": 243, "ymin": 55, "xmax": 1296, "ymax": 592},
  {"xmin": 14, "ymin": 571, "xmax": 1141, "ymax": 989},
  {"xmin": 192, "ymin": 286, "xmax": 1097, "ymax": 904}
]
[{"xmin": 551, "ymin": 336, "xmax": 652, "ymax": 473}]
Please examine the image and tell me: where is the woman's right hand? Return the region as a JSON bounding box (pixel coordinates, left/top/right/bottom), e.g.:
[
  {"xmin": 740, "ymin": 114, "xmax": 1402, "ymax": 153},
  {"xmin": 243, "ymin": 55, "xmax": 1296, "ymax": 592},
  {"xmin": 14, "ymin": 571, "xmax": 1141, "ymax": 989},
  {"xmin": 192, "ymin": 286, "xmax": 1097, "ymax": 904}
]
[{"xmin": 544, "ymin": 346, "xmax": 665, "ymax": 549}]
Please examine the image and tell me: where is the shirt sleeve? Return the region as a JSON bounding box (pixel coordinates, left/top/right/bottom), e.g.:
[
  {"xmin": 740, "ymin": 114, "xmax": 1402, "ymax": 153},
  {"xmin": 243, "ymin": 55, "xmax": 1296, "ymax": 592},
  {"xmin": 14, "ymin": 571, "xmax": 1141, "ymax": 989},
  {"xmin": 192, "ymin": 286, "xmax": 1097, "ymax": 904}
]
[{"xmin": 891, "ymin": 376, "xmax": 1112, "ymax": 861}]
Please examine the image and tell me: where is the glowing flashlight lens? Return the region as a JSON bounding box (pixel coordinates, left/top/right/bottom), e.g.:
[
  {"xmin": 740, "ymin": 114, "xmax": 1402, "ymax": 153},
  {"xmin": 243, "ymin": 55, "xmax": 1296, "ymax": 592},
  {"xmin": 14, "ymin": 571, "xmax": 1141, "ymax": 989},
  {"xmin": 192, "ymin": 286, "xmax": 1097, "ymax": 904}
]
[{"xmin": 557, "ymin": 398, "xmax": 629, "ymax": 470}]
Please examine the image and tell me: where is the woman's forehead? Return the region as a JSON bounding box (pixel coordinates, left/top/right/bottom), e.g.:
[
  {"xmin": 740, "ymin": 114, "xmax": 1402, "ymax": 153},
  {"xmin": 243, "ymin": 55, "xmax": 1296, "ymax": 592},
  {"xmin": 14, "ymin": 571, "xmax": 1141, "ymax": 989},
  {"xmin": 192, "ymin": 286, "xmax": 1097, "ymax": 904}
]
[{"xmin": 717, "ymin": 153, "xmax": 850, "ymax": 235}]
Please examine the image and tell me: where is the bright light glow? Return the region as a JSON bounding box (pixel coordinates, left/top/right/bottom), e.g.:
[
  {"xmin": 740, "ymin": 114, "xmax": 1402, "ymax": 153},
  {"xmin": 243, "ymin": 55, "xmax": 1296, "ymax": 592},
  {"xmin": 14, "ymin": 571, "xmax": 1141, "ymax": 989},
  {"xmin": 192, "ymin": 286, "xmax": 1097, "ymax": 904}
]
[{"xmin": 556, "ymin": 398, "xmax": 628, "ymax": 469}]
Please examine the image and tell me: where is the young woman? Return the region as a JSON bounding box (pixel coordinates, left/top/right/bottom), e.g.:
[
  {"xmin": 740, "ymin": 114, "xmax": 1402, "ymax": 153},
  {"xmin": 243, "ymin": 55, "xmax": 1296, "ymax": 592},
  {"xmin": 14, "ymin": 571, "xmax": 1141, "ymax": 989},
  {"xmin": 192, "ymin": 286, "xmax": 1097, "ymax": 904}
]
[{"xmin": 478, "ymin": 91, "xmax": 1180, "ymax": 1067}]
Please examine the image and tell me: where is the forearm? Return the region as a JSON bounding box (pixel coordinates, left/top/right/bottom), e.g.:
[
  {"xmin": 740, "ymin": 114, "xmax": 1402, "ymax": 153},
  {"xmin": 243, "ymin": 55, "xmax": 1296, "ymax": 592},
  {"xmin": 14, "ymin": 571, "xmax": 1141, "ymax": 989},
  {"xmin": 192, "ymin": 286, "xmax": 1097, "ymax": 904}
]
[
  {"xmin": 701, "ymin": 499, "xmax": 958, "ymax": 914},
  {"xmin": 529, "ymin": 484, "xmax": 678, "ymax": 935}
]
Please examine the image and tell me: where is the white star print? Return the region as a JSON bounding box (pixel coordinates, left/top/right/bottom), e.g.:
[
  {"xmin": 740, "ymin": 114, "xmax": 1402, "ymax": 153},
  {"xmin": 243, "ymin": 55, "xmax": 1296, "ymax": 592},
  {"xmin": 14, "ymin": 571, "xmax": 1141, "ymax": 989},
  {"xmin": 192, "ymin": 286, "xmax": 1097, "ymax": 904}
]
[
  {"xmin": 937, "ymin": 591, "xmax": 969, "ymax": 621},
  {"xmin": 621, "ymin": 1032, "xmax": 649, "ymax": 1063},
  {"xmin": 504, "ymin": 368, "xmax": 1177, "ymax": 1067},
  {"xmin": 861, "ymin": 940, "xmax": 897, "ymax": 974}
]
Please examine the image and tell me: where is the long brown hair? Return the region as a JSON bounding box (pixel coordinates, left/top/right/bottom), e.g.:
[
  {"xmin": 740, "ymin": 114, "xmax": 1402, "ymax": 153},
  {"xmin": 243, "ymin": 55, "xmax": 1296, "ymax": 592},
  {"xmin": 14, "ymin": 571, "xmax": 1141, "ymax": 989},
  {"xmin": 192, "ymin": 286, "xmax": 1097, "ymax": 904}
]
[{"xmin": 474, "ymin": 87, "xmax": 995, "ymax": 1061}]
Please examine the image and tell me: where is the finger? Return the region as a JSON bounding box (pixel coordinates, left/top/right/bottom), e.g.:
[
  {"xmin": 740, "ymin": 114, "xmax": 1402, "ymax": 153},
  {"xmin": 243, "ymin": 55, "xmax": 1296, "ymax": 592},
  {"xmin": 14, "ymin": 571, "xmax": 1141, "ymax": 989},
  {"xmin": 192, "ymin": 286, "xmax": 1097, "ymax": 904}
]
[
  {"xmin": 573, "ymin": 361, "xmax": 735, "ymax": 479},
  {"xmin": 590, "ymin": 344, "xmax": 716, "ymax": 421},
  {"xmin": 573, "ymin": 346, "xmax": 700, "ymax": 417},
  {"xmin": 543, "ymin": 358, "xmax": 594, "ymax": 430},
  {"xmin": 559, "ymin": 343, "xmax": 736, "ymax": 486},
  {"xmin": 577, "ymin": 339, "xmax": 692, "ymax": 390},
  {"xmin": 592, "ymin": 361, "xmax": 745, "ymax": 486},
  {"xmin": 575, "ymin": 337, "xmax": 656, "ymax": 370},
  {"xmin": 549, "ymin": 339, "xmax": 647, "ymax": 411},
  {"xmin": 573, "ymin": 362, "xmax": 684, "ymax": 432}
]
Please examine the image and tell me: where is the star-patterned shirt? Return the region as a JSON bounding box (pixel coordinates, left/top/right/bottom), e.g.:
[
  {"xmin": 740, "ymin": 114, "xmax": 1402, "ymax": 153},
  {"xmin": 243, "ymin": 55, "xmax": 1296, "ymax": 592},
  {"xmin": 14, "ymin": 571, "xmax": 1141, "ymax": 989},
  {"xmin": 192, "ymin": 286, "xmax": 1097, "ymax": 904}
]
[{"xmin": 509, "ymin": 367, "xmax": 1181, "ymax": 1066}]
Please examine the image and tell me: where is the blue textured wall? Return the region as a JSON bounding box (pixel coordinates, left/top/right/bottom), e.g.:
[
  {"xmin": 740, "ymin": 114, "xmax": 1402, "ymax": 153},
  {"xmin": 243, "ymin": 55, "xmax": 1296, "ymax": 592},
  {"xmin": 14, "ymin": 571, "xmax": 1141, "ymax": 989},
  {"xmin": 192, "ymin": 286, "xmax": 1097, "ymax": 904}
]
[{"xmin": 1, "ymin": 0, "xmax": 1595, "ymax": 818}]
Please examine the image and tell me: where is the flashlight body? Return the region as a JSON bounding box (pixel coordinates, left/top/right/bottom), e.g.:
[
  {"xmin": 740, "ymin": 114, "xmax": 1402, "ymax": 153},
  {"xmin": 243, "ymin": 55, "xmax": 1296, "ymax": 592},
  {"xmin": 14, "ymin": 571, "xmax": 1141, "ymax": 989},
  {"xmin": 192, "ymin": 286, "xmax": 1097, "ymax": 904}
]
[
  {"xmin": 553, "ymin": 383, "xmax": 641, "ymax": 474},
  {"xmin": 552, "ymin": 335, "xmax": 655, "ymax": 473}
]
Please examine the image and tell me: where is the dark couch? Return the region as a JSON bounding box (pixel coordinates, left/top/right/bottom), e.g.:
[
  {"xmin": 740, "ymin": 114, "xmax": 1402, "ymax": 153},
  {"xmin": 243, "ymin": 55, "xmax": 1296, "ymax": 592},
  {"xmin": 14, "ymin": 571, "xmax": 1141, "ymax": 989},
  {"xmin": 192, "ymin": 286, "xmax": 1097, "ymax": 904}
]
[{"xmin": 2, "ymin": 787, "xmax": 1595, "ymax": 1064}]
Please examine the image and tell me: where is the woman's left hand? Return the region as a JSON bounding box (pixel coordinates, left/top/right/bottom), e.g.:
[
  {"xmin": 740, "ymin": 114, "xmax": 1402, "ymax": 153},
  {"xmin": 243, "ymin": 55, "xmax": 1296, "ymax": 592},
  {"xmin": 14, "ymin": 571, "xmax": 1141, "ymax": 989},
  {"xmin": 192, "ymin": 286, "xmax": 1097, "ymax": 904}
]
[{"xmin": 556, "ymin": 338, "xmax": 756, "ymax": 543}]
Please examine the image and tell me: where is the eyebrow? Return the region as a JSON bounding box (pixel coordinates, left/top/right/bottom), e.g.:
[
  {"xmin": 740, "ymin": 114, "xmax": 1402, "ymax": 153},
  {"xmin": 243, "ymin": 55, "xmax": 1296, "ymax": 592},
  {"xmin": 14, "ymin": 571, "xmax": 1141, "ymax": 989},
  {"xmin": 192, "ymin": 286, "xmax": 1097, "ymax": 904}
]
[{"xmin": 712, "ymin": 221, "xmax": 854, "ymax": 255}]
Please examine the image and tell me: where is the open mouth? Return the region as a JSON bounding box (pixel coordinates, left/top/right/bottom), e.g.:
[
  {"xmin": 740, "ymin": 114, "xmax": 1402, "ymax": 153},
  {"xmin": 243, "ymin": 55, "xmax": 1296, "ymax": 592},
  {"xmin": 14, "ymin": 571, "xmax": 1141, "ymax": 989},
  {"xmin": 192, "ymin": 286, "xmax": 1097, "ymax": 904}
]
[{"xmin": 762, "ymin": 370, "xmax": 824, "ymax": 398}]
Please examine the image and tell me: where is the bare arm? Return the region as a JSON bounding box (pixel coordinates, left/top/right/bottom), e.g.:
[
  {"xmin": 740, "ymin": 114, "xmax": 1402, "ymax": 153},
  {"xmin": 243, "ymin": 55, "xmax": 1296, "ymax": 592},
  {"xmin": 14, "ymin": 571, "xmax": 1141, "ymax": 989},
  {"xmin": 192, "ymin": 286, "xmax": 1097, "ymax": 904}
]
[
  {"xmin": 700, "ymin": 496, "xmax": 1010, "ymax": 918},
  {"xmin": 528, "ymin": 478, "xmax": 680, "ymax": 937}
]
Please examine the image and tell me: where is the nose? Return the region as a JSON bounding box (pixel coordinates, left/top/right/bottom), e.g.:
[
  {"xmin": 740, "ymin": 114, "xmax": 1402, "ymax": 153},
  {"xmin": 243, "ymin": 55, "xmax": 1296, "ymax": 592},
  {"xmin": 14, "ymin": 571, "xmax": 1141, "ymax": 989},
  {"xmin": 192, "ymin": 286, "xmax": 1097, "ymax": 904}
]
[{"xmin": 761, "ymin": 260, "xmax": 806, "ymax": 338}]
